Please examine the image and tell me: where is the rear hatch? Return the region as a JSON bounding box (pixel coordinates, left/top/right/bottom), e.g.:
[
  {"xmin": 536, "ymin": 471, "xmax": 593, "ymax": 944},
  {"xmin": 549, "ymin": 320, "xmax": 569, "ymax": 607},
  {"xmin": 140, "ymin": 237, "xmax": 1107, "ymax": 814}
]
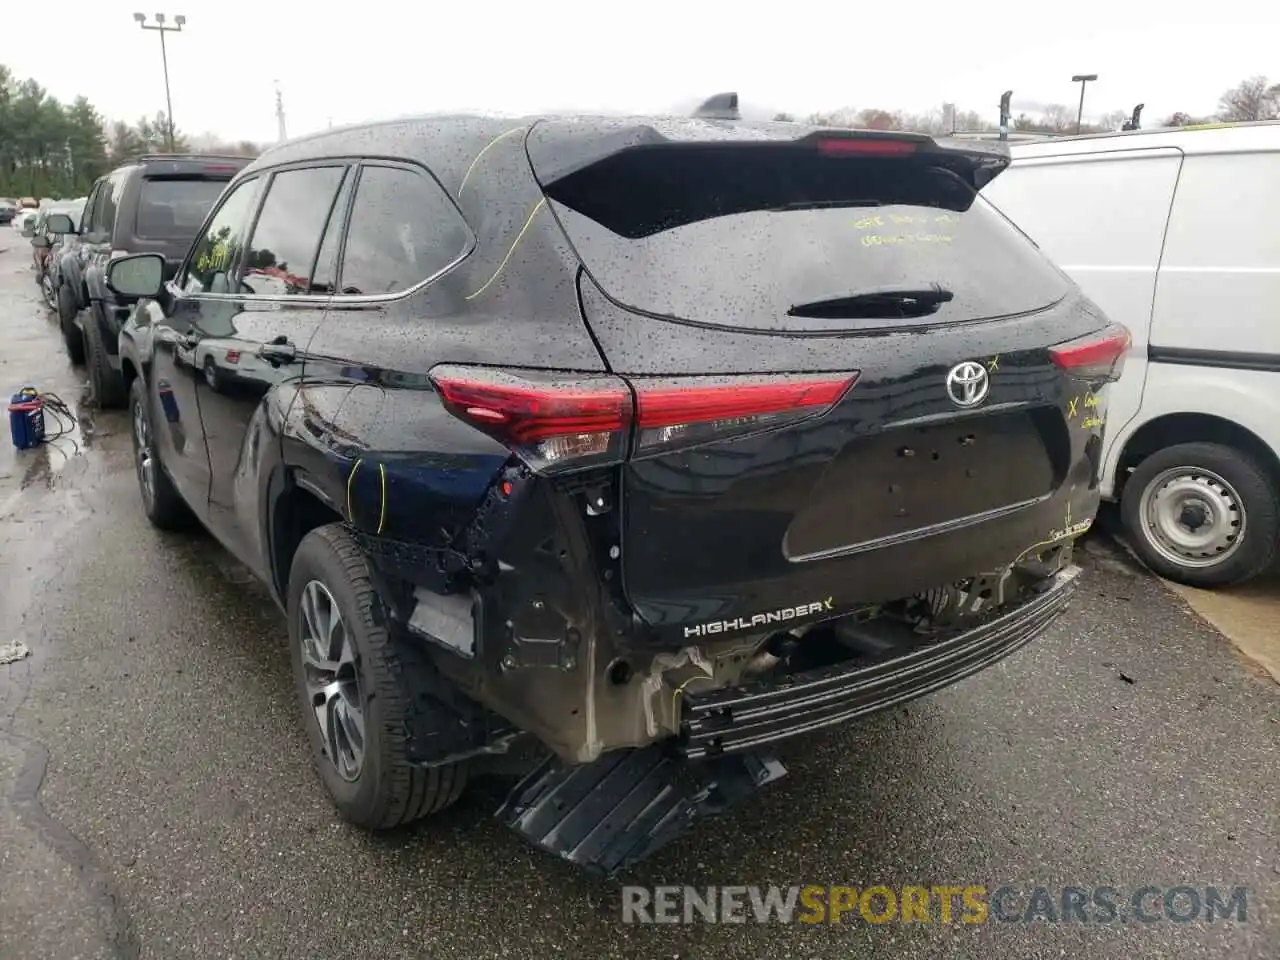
[
  {"xmin": 470, "ymin": 121, "xmax": 1128, "ymax": 635},
  {"xmin": 131, "ymin": 157, "xmax": 249, "ymax": 261}
]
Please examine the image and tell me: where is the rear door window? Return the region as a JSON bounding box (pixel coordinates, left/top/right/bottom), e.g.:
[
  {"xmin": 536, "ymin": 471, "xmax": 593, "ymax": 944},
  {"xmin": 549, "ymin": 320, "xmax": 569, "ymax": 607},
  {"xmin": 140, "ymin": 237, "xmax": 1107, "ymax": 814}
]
[
  {"xmin": 83, "ymin": 180, "xmax": 110, "ymax": 242},
  {"xmin": 239, "ymin": 165, "xmax": 347, "ymax": 296},
  {"xmin": 136, "ymin": 178, "xmax": 229, "ymax": 240},
  {"xmin": 538, "ymin": 139, "xmax": 1069, "ymax": 331},
  {"xmin": 335, "ymin": 164, "xmax": 470, "ymax": 296},
  {"xmin": 95, "ymin": 170, "xmax": 127, "ymax": 240},
  {"xmin": 309, "ymin": 171, "xmax": 355, "ymax": 296}
]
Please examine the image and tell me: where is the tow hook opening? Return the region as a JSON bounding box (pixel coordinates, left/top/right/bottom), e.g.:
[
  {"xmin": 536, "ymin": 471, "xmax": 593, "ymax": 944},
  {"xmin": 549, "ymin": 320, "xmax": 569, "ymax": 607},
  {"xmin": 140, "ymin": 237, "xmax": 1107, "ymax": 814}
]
[{"xmin": 607, "ymin": 658, "xmax": 633, "ymax": 686}]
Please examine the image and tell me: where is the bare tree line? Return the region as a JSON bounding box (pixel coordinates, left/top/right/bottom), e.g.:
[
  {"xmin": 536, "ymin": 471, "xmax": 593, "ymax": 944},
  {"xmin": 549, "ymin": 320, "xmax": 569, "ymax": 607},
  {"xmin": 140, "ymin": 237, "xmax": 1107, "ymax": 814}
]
[{"xmin": 774, "ymin": 75, "xmax": 1280, "ymax": 134}]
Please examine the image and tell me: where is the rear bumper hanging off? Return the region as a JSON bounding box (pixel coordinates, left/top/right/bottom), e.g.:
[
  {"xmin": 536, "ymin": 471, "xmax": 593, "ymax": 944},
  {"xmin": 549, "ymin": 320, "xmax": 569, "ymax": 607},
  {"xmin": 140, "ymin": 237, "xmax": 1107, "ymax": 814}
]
[
  {"xmin": 496, "ymin": 565, "xmax": 1078, "ymax": 873},
  {"xmin": 677, "ymin": 564, "xmax": 1081, "ymax": 759}
]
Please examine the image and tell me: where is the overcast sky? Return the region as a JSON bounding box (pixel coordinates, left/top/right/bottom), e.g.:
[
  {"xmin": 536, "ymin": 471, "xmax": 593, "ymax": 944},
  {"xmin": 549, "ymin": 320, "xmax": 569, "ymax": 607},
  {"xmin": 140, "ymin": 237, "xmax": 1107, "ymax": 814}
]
[{"xmin": 6, "ymin": 0, "xmax": 1278, "ymax": 144}]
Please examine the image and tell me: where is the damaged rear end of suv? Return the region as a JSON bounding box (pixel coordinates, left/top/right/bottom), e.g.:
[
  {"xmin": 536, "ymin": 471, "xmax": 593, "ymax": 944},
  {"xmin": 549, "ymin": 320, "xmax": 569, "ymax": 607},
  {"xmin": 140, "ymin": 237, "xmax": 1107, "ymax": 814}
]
[
  {"xmin": 131, "ymin": 114, "xmax": 1128, "ymax": 876},
  {"xmin": 430, "ymin": 121, "xmax": 1128, "ymax": 872}
]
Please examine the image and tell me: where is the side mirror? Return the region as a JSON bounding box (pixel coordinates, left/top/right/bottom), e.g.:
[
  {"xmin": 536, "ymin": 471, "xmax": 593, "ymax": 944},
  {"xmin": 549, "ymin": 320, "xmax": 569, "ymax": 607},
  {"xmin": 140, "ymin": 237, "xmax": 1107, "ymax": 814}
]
[
  {"xmin": 30, "ymin": 234, "xmax": 52, "ymax": 249},
  {"xmin": 106, "ymin": 253, "xmax": 166, "ymax": 299},
  {"xmin": 44, "ymin": 213, "xmax": 75, "ymax": 236},
  {"xmin": 20, "ymin": 222, "xmax": 35, "ymax": 237}
]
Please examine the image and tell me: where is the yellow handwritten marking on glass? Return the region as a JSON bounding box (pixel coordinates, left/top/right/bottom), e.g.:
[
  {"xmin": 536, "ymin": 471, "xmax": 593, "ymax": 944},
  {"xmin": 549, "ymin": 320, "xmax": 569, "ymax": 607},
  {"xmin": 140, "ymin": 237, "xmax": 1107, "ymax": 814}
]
[
  {"xmin": 1084, "ymin": 392, "xmax": 1100, "ymax": 409},
  {"xmin": 196, "ymin": 240, "xmax": 230, "ymax": 275},
  {"xmin": 861, "ymin": 233, "xmax": 954, "ymax": 248},
  {"xmin": 853, "ymin": 215, "xmax": 886, "ymax": 230},
  {"xmin": 1081, "ymin": 416, "xmax": 1105, "ymax": 430},
  {"xmin": 1067, "ymin": 396, "xmax": 1079, "ymax": 419}
]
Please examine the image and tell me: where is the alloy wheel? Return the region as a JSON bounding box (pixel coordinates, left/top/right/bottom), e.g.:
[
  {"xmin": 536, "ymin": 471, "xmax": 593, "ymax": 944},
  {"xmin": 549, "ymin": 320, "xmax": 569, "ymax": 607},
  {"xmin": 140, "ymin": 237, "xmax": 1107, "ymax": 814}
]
[
  {"xmin": 132, "ymin": 398, "xmax": 155, "ymax": 507},
  {"xmin": 299, "ymin": 580, "xmax": 366, "ymax": 782}
]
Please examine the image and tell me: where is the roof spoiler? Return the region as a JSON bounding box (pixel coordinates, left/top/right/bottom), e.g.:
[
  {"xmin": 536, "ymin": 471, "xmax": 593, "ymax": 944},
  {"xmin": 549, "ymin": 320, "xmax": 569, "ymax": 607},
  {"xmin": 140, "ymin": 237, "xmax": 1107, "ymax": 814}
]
[{"xmin": 692, "ymin": 92, "xmax": 740, "ymax": 121}]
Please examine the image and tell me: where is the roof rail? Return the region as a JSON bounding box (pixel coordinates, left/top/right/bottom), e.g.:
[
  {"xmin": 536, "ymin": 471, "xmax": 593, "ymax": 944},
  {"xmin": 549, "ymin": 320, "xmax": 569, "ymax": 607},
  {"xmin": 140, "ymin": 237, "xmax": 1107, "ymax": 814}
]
[{"xmin": 134, "ymin": 153, "xmax": 250, "ymax": 163}]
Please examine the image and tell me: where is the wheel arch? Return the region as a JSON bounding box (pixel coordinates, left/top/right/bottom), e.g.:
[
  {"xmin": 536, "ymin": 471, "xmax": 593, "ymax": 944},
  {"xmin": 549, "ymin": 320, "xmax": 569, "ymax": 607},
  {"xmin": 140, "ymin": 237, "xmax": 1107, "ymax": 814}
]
[
  {"xmin": 1114, "ymin": 413, "xmax": 1280, "ymax": 497},
  {"xmin": 268, "ymin": 469, "xmax": 345, "ymax": 602}
]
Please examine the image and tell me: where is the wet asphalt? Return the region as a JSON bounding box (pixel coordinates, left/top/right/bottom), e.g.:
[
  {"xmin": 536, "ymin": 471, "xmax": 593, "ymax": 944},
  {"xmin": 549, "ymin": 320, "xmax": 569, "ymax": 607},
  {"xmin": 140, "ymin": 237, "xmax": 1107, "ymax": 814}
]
[{"xmin": 0, "ymin": 240, "xmax": 1276, "ymax": 960}]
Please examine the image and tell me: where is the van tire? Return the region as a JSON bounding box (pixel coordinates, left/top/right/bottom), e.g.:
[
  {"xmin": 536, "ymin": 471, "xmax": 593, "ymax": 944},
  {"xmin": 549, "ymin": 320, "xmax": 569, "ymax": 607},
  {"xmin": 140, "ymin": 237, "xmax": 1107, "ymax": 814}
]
[
  {"xmin": 288, "ymin": 524, "xmax": 468, "ymax": 829},
  {"xmin": 1120, "ymin": 441, "xmax": 1279, "ymax": 587},
  {"xmin": 57, "ymin": 284, "xmax": 85, "ymax": 365},
  {"xmin": 83, "ymin": 305, "xmax": 127, "ymax": 409}
]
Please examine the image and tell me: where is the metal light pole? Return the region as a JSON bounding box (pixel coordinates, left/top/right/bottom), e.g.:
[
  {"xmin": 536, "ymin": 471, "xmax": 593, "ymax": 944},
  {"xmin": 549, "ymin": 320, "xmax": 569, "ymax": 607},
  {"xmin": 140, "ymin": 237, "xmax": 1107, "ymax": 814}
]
[
  {"xmin": 134, "ymin": 12, "xmax": 186, "ymax": 151},
  {"xmin": 1071, "ymin": 73, "xmax": 1097, "ymax": 135}
]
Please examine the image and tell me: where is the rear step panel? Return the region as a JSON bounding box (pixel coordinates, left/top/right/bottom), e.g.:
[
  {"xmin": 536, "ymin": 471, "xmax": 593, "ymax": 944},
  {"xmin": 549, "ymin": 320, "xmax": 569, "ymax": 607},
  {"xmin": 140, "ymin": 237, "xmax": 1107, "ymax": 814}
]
[
  {"xmin": 579, "ymin": 274, "xmax": 1109, "ymax": 639},
  {"xmin": 496, "ymin": 744, "xmax": 787, "ymax": 876}
]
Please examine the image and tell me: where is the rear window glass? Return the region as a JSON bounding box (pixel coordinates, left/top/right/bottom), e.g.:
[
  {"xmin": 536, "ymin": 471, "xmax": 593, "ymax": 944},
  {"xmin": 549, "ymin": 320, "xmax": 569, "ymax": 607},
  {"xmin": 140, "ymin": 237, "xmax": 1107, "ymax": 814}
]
[
  {"xmin": 542, "ymin": 145, "xmax": 1070, "ymax": 331},
  {"xmin": 136, "ymin": 177, "xmax": 228, "ymax": 239}
]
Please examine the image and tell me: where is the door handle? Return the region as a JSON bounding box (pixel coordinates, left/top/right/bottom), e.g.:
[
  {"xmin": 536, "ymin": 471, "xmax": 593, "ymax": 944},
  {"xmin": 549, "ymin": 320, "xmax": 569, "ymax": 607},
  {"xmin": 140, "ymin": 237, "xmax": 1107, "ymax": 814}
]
[{"xmin": 258, "ymin": 337, "xmax": 297, "ymax": 366}]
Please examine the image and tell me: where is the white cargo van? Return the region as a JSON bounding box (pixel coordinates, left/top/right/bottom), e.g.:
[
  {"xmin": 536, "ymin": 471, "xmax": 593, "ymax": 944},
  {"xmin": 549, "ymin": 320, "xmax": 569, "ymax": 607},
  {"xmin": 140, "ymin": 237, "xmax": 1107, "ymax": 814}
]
[{"xmin": 982, "ymin": 122, "xmax": 1280, "ymax": 587}]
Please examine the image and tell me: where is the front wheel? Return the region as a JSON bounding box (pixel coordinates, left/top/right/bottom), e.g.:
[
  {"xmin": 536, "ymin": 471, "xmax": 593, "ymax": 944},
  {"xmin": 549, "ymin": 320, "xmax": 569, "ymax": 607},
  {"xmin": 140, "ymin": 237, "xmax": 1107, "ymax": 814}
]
[
  {"xmin": 288, "ymin": 524, "xmax": 468, "ymax": 829},
  {"xmin": 39, "ymin": 269, "xmax": 56, "ymax": 309},
  {"xmin": 57, "ymin": 283, "xmax": 85, "ymax": 365},
  {"xmin": 83, "ymin": 305, "xmax": 127, "ymax": 408},
  {"xmin": 129, "ymin": 377, "xmax": 191, "ymax": 530},
  {"xmin": 1120, "ymin": 441, "xmax": 1279, "ymax": 587}
]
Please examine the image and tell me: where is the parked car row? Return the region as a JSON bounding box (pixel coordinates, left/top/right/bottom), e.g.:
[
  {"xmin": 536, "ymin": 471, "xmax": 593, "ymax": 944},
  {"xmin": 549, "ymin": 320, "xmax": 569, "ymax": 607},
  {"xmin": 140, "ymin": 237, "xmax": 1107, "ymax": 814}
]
[
  {"xmin": 24, "ymin": 113, "xmax": 1274, "ymax": 873},
  {"xmin": 26, "ymin": 197, "xmax": 88, "ymax": 308},
  {"xmin": 0, "ymin": 196, "xmax": 38, "ymax": 225},
  {"xmin": 40, "ymin": 154, "xmax": 251, "ymax": 402}
]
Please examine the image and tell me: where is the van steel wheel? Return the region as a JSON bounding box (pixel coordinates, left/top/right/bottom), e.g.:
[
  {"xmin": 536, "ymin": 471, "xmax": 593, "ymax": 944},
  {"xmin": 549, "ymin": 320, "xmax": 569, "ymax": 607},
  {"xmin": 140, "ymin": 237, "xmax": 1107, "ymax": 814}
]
[
  {"xmin": 1121, "ymin": 441, "xmax": 1279, "ymax": 587},
  {"xmin": 287, "ymin": 524, "xmax": 468, "ymax": 829}
]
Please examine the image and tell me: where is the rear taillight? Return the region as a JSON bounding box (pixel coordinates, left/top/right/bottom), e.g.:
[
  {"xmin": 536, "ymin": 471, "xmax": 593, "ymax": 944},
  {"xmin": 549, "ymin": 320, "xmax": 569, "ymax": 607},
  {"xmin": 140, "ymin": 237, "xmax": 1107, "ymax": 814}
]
[
  {"xmin": 631, "ymin": 374, "xmax": 857, "ymax": 456},
  {"xmin": 430, "ymin": 367, "xmax": 631, "ymax": 474},
  {"xmin": 1049, "ymin": 323, "xmax": 1131, "ymax": 382},
  {"xmin": 429, "ymin": 366, "xmax": 858, "ymax": 475}
]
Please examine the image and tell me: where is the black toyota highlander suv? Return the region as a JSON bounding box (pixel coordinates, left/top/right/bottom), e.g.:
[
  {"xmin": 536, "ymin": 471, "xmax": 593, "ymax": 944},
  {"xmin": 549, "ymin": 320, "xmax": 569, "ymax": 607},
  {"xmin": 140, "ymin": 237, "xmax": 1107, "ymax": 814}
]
[
  {"xmin": 44, "ymin": 154, "xmax": 251, "ymax": 406},
  {"xmin": 105, "ymin": 112, "xmax": 1128, "ymax": 874}
]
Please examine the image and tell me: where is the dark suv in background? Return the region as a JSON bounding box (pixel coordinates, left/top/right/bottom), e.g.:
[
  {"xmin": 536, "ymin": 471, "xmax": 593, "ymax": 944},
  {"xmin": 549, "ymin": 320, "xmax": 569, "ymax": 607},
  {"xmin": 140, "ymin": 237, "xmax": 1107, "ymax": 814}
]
[
  {"xmin": 45, "ymin": 154, "xmax": 250, "ymax": 405},
  {"xmin": 104, "ymin": 114, "xmax": 1128, "ymax": 874}
]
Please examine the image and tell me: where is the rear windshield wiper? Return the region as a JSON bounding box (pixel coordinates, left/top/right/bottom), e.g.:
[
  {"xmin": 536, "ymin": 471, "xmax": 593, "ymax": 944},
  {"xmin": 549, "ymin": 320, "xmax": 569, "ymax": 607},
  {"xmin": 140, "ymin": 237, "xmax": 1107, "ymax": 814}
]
[{"xmin": 788, "ymin": 283, "xmax": 954, "ymax": 320}]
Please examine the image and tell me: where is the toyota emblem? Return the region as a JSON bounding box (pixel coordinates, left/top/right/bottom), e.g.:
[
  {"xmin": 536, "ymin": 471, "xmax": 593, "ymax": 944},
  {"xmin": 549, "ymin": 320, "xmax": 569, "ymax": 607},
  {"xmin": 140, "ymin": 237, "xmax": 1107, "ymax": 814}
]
[{"xmin": 946, "ymin": 361, "xmax": 990, "ymax": 408}]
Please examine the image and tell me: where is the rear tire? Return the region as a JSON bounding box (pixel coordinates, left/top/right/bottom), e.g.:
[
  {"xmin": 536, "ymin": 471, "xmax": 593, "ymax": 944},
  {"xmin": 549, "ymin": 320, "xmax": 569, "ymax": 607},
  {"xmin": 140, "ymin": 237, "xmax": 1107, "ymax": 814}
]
[
  {"xmin": 288, "ymin": 524, "xmax": 468, "ymax": 829},
  {"xmin": 57, "ymin": 283, "xmax": 85, "ymax": 366},
  {"xmin": 129, "ymin": 377, "xmax": 191, "ymax": 530},
  {"xmin": 83, "ymin": 305, "xmax": 127, "ymax": 409},
  {"xmin": 1120, "ymin": 441, "xmax": 1279, "ymax": 587}
]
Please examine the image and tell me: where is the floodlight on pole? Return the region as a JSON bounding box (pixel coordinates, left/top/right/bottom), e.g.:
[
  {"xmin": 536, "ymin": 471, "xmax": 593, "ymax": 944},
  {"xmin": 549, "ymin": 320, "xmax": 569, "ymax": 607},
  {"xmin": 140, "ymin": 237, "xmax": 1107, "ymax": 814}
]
[{"xmin": 134, "ymin": 13, "xmax": 186, "ymax": 151}]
